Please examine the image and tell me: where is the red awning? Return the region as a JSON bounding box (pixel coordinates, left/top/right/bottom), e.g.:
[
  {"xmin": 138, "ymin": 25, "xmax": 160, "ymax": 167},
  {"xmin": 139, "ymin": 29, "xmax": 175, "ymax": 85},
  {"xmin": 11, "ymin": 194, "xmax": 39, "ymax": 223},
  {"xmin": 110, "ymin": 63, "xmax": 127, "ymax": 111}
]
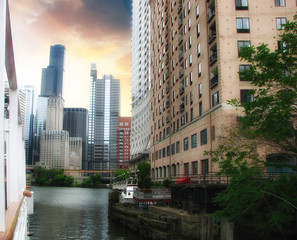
[{"xmin": 175, "ymin": 177, "xmax": 191, "ymax": 184}]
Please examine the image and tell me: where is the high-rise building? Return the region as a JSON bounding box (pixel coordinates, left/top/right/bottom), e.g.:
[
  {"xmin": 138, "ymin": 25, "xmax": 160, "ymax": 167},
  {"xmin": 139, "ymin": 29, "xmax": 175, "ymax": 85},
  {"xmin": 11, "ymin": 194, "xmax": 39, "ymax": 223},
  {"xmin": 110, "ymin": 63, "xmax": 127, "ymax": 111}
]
[
  {"xmin": 40, "ymin": 44, "xmax": 65, "ymax": 97},
  {"xmin": 118, "ymin": 117, "xmax": 131, "ymax": 169},
  {"xmin": 88, "ymin": 64, "xmax": 120, "ymax": 170},
  {"xmin": 69, "ymin": 137, "xmax": 82, "ymax": 170},
  {"xmin": 63, "ymin": 108, "xmax": 88, "ymax": 169},
  {"xmin": 19, "ymin": 86, "xmax": 35, "ymax": 165},
  {"xmin": 149, "ymin": 0, "xmax": 296, "ymax": 180},
  {"xmin": 130, "ymin": 0, "xmax": 151, "ymax": 171}
]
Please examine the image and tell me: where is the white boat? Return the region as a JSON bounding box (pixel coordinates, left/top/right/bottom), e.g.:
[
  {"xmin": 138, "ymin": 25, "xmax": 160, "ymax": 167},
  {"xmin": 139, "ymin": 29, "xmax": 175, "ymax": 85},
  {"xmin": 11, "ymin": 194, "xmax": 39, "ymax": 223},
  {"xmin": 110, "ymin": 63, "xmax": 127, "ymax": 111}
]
[
  {"xmin": 119, "ymin": 185, "xmax": 137, "ymax": 204},
  {"xmin": 112, "ymin": 177, "xmax": 138, "ymax": 191}
]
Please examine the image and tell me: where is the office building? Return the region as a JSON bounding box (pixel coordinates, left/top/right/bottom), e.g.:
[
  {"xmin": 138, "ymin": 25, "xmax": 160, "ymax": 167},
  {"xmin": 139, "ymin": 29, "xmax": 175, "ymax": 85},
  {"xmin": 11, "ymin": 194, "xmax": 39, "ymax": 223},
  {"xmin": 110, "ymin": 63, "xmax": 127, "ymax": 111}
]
[
  {"xmin": 88, "ymin": 64, "xmax": 120, "ymax": 170},
  {"xmin": 118, "ymin": 117, "xmax": 131, "ymax": 169},
  {"xmin": 69, "ymin": 137, "xmax": 82, "ymax": 170},
  {"xmin": 63, "ymin": 108, "xmax": 88, "ymax": 169},
  {"xmin": 149, "ymin": 0, "xmax": 296, "ymax": 180},
  {"xmin": 40, "ymin": 44, "xmax": 65, "ymax": 97},
  {"xmin": 19, "ymin": 86, "xmax": 35, "ymax": 165},
  {"xmin": 130, "ymin": 0, "xmax": 151, "ymax": 171}
]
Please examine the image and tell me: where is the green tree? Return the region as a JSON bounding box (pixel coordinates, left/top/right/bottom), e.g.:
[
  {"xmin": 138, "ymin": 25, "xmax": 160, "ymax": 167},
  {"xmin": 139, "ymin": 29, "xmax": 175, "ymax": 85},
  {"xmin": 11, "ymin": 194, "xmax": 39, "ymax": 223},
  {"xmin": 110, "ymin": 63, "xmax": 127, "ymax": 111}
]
[
  {"xmin": 137, "ymin": 162, "xmax": 152, "ymax": 189},
  {"xmin": 114, "ymin": 169, "xmax": 130, "ymax": 181}
]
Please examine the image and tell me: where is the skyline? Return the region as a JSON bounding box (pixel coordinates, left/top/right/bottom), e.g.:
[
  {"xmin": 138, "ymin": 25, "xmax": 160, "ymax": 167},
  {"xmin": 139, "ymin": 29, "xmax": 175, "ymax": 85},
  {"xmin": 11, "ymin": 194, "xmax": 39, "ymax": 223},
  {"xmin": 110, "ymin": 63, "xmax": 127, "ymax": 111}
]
[{"xmin": 9, "ymin": 0, "xmax": 132, "ymax": 116}]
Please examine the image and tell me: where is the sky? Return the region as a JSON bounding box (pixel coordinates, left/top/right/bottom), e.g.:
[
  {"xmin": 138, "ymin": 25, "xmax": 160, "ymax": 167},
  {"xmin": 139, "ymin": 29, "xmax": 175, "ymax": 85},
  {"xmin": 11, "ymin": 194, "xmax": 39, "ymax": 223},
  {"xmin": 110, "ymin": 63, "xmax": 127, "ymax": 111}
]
[{"xmin": 9, "ymin": 0, "xmax": 133, "ymax": 117}]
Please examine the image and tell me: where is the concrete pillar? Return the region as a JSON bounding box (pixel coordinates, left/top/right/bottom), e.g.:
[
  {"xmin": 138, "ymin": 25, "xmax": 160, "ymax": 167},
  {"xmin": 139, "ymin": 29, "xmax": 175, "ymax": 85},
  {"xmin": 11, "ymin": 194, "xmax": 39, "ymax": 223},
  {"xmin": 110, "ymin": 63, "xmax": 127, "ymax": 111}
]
[
  {"xmin": 221, "ymin": 219, "xmax": 234, "ymax": 240},
  {"xmin": 0, "ymin": 0, "xmax": 6, "ymax": 232}
]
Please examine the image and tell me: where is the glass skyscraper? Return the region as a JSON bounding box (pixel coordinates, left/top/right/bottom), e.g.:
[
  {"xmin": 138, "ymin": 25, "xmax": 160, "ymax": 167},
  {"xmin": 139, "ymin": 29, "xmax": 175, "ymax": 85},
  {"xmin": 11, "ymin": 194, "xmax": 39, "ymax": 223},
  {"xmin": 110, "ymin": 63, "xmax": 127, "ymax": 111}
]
[
  {"xmin": 40, "ymin": 44, "xmax": 65, "ymax": 97},
  {"xmin": 88, "ymin": 64, "xmax": 120, "ymax": 170}
]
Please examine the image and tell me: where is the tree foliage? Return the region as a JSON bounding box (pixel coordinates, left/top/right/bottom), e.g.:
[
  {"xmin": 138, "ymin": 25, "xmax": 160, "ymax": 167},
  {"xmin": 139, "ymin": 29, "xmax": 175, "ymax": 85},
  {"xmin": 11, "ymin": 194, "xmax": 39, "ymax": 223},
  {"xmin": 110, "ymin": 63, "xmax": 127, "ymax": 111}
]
[
  {"xmin": 33, "ymin": 167, "xmax": 74, "ymax": 187},
  {"xmin": 137, "ymin": 162, "xmax": 152, "ymax": 189},
  {"xmin": 114, "ymin": 169, "xmax": 131, "ymax": 182},
  {"xmin": 80, "ymin": 174, "xmax": 102, "ymax": 188}
]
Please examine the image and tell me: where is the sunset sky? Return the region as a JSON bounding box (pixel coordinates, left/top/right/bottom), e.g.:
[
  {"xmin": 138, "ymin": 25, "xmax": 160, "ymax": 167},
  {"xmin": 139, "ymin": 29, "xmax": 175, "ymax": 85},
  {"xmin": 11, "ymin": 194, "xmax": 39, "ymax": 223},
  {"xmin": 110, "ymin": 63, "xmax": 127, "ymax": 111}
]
[{"xmin": 9, "ymin": 0, "xmax": 132, "ymax": 116}]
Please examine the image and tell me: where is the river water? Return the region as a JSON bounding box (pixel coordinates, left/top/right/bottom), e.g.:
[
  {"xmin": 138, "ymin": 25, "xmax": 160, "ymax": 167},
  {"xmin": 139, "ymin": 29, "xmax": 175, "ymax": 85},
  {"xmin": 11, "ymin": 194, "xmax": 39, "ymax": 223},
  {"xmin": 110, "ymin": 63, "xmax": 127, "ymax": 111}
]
[{"xmin": 28, "ymin": 186, "xmax": 139, "ymax": 240}]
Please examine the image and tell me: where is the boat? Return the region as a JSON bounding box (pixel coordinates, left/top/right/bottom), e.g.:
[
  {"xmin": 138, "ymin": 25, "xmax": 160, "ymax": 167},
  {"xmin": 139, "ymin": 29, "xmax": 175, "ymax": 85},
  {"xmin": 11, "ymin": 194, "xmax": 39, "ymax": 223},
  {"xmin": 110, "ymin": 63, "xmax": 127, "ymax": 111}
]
[
  {"xmin": 119, "ymin": 185, "xmax": 137, "ymax": 204},
  {"xmin": 0, "ymin": 1, "xmax": 34, "ymax": 239}
]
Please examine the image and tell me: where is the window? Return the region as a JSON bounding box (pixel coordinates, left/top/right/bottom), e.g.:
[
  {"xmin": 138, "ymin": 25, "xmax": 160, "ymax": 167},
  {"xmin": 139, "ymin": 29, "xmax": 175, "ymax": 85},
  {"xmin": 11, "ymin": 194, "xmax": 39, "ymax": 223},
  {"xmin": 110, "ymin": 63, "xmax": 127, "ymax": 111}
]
[
  {"xmin": 172, "ymin": 143, "xmax": 175, "ymax": 155},
  {"xmin": 211, "ymin": 125, "xmax": 216, "ymax": 141},
  {"xmin": 188, "ymin": 1, "xmax": 191, "ymax": 12},
  {"xmin": 176, "ymin": 141, "xmax": 180, "ymax": 153},
  {"xmin": 184, "ymin": 25, "xmax": 187, "ymax": 34},
  {"xmin": 197, "ymin": 43, "xmax": 201, "ymax": 57},
  {"xmin": 198, "ymin": 83, "xmax": 202, "ymax": 98},
  {"xmin": 188, "ymin": 18, "xmax": 191, "ymax": 29},
  {"xmin": 189, "ymin": 54, "xmax": 192, "ymax": 66},
  {"xmin": 236, "ymin": 0, "xmax": 248, "ymax": 10},
  {"xmin": 189, "ymin": 36, "xmax": 192, "ymax": 48},
  {"xmin": 184, "ymin": 137, "xmax": 189, "ymax": 151},
  {"xmin": 192, "ymin": 161, "xmax": 198, "ymax": 175},
  {"xmin": 202, "ymin": 159, "xmax": 209, "ymax": 174},
  {"xmin": 278, "ymin": 41, "xmax": 286, "ymax": 50},
  {"xmin": 162, "ymin": 148, "xmax": 166, "ymax": 158},
  {"xmin": 198, "ymin": 63, "xmax": 202, "ymax": 76},
  {"xmin": 190, "ymin": 108, "xmax": 193, "ymax": 121},
  {"xmin": 238, "ymin": 41, "xmax": 251, "ymax": 56},
  {"xmin": 200, "ymin": 129, "xmax": 207, "ymax": 145},
  {"xmin": 239, "ymin": 64, "xmax": 252, "ymax": 81},
  {"xmin": 197, "ymin": 23, "xmax": 200, "ymax": 37},
  {"xmin": 212, "ymin": 91, "xmax": 219, "ymax": 107},
  {"xmin": 196, "ymin": 5, "xmax": 200, "ymax": 18},
  {"xmin": 184, "ymin": 163, "xmax": 189, "ymax": 176},
  {"xmin": 190, "ymin": 91, "xmax": 193, "ymax": 105},
  {"xmin": 190, "ymin": 72, "xmax": 193, "ymax": 85},
  {"xmin": 240, "ymin": 89, "xmax": 254, "ymax": 104},
  {"xmin": 167, "ymin": 146, "xmax": 170, "ymax": 156},
  {"xmin": 191, "ymin": 134, "xmax": 197, "ymax": 148},
  {"xmin": 276, "ymin": 17, "xmax": 287, "ymax": 30},
  {"xmin": 199, "ymin": 101, "xmax": 202, "ymax": 116},
  {"xmin": 237, "ymin": 18, "xmax": 250, "ymax": 33},
  {"xmin": 275, "ymin": 0, "xmax": 286, "ymax": 6}
]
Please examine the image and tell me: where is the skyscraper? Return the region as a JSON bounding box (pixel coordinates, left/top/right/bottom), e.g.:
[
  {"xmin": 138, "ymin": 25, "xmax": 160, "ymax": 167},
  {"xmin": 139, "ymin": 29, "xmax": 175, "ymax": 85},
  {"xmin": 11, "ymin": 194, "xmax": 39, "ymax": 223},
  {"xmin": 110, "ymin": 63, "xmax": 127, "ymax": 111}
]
[
  {"xmin": 40, "ymin": 44, "xmax": 65, "ymax": 97},
  {"xmin": 130, "ymin": 0, "xmax": 151, "ymax": 171},
  {"xmin": 88, "ymin": 64, "xmax": 120, "ymax": 170},
  {"xmin": 118, "ymin": 117, "xmax": 131, "ymax": 169},
  {"xmin": 63, "ymin": 108, "xmax": 88, "ymax": 169}
]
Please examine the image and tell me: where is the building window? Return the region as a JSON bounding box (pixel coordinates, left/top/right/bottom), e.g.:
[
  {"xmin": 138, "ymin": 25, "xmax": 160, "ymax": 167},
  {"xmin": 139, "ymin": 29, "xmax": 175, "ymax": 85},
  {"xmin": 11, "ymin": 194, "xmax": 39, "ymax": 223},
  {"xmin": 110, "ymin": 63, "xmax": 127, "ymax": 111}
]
[
  {"xmin": 184, "ymin": 163, "xmax": 189, "ymax": 176},
  {"xmin": 188, "ymin": 18, "xmax": 191, "ymax": 29},
  {"xmin": 190, "ymin": 91, "xmax": 193, "ymax": 105},
  {"xmin": 176, "ymin": 141, "xmax": 180, "ymax": 153},
  {"xmin": 191, "ymin": 134, "xmax": 197, "ymax": 148},
  {"xmin": 276, "ymin": 17, "xmax": 287, "ymax": 30},
  {"xmin": 184, "ymin": 137, "xmax": 189, "ymax": 151},
  {"xmin": 198, "ymin": 63, "xmax": 202, "ymax": 77},
  {"xmin": 202, "ymin": 159, "xmax": 209, "ymax": 174},
  {"xmin": 192, "ymin": 161, "xmax": 198, "ymax": 175},
  {"xmin": 189, "ymin": 36, "xmax": 192, "ymax": 48},
  {"xmin": 236, "ymin": 0, "xmax": 248, "ymax": 10},
  {"xmin": 167, "ymin": 146, "xmax": 170, "ymax": 156},
  {"xmin": 238, "ymin": 41, "xmax": 251, "ymax": 56},
  {"xmin": 190, "ymin": 72, "xmax": 193, "ymax": 85},
  {"xmin": 197, "ymin": 23, "xmax": 200, "ymax": 37},
  {"xmin": 189, "ymin": 54, "xmax": 192, "ymax": 66},
  {"xmin": 162, "ymin": 148, "xmax": 166, "ymax": 158},
  {"xmin": 197, "ymin": 43, "xmax": 201, "ymax": 57},
  {"xmin": 240, "ymin": 89, "xmax": 254, "ymax": 104},
  {"xmin": 199, "ymin": 101, "xmax": 202, "ymax": 116},
  {"xmin": 190, "ymin": 107, "xmax": 193, "ymax": 121},
  {"xmin": 211, "ymin": 125, "xmax": 216, "ymax": 141},
  {"xmin": 200, "ymin": 129, "xmax": 207, "ymax": 145},
  {"xmin": 239, "ymin": 64, "xmax": 252, "ymax": 81},
  {"xmin": 172, "ymin": 143, "xmax": 175, "ymax": 155},
  {"xmin": 275, "ymin": 0, "xmax": 286, "ymax": 6},
  {"xmin": 278, "ymin": 41, "xmax": 286, "ymax": 50},
  {"xmin": 196, "ymin": 5, "xmax": 200, "ymax": 18},
  {"xmin": 237, "ymin": 18, "xmax": 250, "ymax": 33},
  {"xmin": 184, "ymin": 25, "xmax": 187, "ymax": 34},
  {"xmin": 212, "ymin": 91, "xmax": 219, "ymax": 107}
]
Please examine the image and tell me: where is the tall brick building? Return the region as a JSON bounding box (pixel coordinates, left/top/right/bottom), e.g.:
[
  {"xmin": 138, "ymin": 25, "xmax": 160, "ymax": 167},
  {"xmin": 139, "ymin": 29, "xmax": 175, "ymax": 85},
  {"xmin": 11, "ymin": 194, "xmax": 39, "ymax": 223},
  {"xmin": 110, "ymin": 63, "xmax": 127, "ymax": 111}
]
[{"xmin": 118, "ymin": 117, "xmax": 131, "ymax": 169}]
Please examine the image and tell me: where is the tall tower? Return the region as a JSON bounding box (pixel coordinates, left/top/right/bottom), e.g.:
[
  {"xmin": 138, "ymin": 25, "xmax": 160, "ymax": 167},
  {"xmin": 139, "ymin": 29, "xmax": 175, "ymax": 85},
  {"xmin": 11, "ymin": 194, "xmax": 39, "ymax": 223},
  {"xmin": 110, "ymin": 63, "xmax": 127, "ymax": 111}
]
[
  {"xmin": 40, "ymin": 44, "xmax": 65, "ymax": 97},
  {"xmin": 130, "ymin": 0, "xmax": 151, "ymax": 171},
  {"xmin": 88, "ymin": 65, "xmax": 120, "ymax": 170},
  {"xmin": 118, "ymin": 117, "xmax": 131, "ymax": 169}
]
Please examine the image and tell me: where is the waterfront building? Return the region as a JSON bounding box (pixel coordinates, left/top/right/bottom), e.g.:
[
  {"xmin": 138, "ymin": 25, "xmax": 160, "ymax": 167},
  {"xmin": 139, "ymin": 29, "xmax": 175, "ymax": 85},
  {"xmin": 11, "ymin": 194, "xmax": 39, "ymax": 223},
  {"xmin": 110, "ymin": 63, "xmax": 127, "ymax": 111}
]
[
  {"xmin": 69, "ymin": 137, "xmax": 83, "ymax": 170},
  {"xmin": 1, "ymin": 0, "xmax": 33, "ymax": 237},
  {"xmin": 130, "ymin": 0, "xmax": 151, "ymax": 172},
  {"xmin": 19, "ymin": 86, "xmax": 35, "ymax": 165},
  {"xmin": 40, "ymin": 44, "xmax": 65, "ymax": 97},
  {"xmin": 88, "ymin": 64, "xmax": 120, "ymax": 170},
  {"xmin": 149, "ymin": 0, "xmax": 297, "ymax": 180},
  {"xmin": 63, "ymin": 108, "xmax": 88, "ymax": 169},
  {"xmin": 39, "ymin": 130, "xmax": 70, "ymax": 169},
  {"xmin": 118, "ymin": 117, "xmax": 131, "ymax": 169}
]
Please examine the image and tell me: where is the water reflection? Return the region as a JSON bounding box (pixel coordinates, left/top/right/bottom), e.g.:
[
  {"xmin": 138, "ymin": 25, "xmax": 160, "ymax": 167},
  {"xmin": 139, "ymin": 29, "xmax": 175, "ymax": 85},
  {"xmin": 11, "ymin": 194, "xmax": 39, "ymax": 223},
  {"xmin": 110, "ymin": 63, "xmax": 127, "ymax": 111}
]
[{"xmin": 28, "ymin": 186, "xmax": 138, "ymax": 240}]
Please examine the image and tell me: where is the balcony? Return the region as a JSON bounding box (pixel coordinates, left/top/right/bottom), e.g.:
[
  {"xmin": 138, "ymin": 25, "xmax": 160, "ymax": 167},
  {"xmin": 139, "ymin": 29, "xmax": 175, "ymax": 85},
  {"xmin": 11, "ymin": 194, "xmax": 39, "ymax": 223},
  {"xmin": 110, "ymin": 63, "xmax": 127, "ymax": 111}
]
[
  {"xmin": 207, "ymin": 9, "xmax": 215, "ymax": 23},
  {"xmin": 210, "ymin": 75, "xmax": 218, "ymax": 89},
  {"xmin": 209, "ymin": 52, "xmax": 217, "ymax": 66},
  {"xmin": 208, "ymin": 32, "xmax": 216, "ymax": 44}
]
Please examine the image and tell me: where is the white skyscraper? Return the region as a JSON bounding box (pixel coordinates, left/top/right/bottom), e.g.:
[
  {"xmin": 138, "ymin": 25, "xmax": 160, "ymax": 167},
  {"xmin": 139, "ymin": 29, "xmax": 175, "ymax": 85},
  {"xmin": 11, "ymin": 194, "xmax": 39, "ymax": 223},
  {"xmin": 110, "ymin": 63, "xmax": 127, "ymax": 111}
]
[{"xmin": 130, "ymin": 0, "xmax": 151, "ymax": 170}]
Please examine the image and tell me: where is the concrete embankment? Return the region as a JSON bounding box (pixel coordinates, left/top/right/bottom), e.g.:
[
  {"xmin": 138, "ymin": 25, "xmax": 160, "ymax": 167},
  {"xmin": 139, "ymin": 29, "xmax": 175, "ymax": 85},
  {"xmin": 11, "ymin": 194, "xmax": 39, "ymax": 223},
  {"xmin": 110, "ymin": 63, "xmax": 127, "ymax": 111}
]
[{"xmin": 108, "ymin": 191, "xmax": 234, "ymax": 240}]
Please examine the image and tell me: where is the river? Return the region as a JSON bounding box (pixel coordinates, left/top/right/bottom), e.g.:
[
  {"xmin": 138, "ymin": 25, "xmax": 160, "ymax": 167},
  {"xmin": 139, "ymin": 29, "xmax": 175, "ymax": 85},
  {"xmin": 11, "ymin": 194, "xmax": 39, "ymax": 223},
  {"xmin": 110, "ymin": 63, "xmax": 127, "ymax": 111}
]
[{"xmin": 28, "ymin": 186, "xmax": 139, "ymax": 240}]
